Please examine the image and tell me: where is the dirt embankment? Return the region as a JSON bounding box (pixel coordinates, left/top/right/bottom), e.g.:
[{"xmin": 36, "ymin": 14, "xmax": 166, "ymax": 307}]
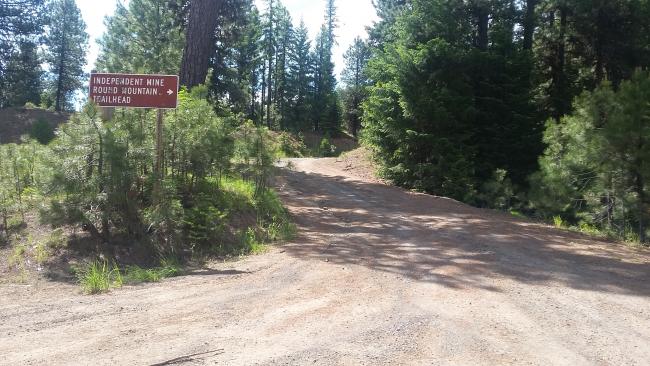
[
  {"xmin": 1, "ymin": 156, "xmax": 649, "ymax": 365},
  {"xmin": 0, "ymin": 107, "xmax": 69, "ymax": 144}
]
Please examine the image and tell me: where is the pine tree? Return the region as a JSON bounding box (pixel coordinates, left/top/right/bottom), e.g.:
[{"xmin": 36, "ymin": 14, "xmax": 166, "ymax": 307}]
[
  {"xmin": 606, "ymin": 72, "xmax": 650, "ymax": 242},
  {"xmin": 571, "ymin": 0, "xmax": 647, "ymax": 86},
  {"xmin": 367, "ymin": 0, "xmax": 409, "ymax": 49},
  {"xmin": 0, "ymin": 0, "xmax": 44, "ymax": 54},
  {"xmin": 42, "ymin": 0, "xmax": 88, "ymax": 112},
  {"xmin": 362, "ymin": 0, "xmax": 541, "ymax": 199},
  {"xmin": 534, "ymin": 0, "xmax": 650, "ymax": 120},
  {"xmin": 534, "ymin": 72, "xmax": 650, "ymax": 243},
  {"xmin": 0, "ymin": 0, "xmax": 45, "ymax": 107},
  {"xmin": 209, "ymin": 0, "xmax": 261, "ymax": 114},
  {"xmin": 523, "ymin": 0, "xmax": 538, "ymax": 51},
  {"xmin": 235, "ymin": 5, "xmax": 263, "ymax": 120},
  {"xmin": 535, "ymin": 0, "xmax": 583, "ymax": 120},
  {"xmin": 341, "ymin": 37, "xmax": 371, "ymax": 137},
  {"xmin": 325, "ymin": 0, "xmax": 337, "ymax": 45},
  {"xmin": 312, "ymin": 0, "xmax": 340, "ymax": 133},
  {"xmin": 261, "ymin": 0, "xmax": 276, "ymax": 128},
  {"xmin": 467, "ymin": 0, "xmax": 542, "ymax": 187},
  {"xmin": 273, "ymin": 5, "xmax": 293, "ymax": 130},
  {"xmin": 286, "ymin": 20, "xmax": 313, "ymax": 131},
  {"xmin": 96, "ymin": 0, "xmax": 184, "ymax": 74},
  {"xmin": 3, "ymin": 41, "xmax": 42, "ymax": 107},
  {"xmin": 311, "ymin": 27, "xmax": 327, "ymax": 132},
  {"xmin": 179, "ymin": 0, "xmax": 220, "ymax": 88}
]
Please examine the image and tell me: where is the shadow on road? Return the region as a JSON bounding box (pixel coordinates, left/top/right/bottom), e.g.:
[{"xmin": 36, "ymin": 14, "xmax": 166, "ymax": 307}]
[{"xmin": 277, "ymin": 167, "xmax": 650, "ymax": 297}]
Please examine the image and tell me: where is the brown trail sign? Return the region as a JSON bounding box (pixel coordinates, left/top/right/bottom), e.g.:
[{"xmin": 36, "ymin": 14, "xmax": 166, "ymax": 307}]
[
  {"xmin": 89, "ymin": 73, "xmax": 179, "ymax": 109},
  {"xmin": 89, "ymin": 72, "xmax": 180, "ymax": 205}
]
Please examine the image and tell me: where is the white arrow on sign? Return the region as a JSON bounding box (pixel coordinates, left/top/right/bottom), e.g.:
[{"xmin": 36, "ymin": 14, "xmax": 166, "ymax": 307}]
[{"xmin": 167, "ymin": 89, "xmax": 173, "ymax": 96}]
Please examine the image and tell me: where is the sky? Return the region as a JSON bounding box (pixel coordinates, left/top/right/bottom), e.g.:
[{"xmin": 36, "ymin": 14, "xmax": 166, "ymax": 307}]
[{"xmin": 76, "ymin": 0, "xmax": 379, "ymax": 78}]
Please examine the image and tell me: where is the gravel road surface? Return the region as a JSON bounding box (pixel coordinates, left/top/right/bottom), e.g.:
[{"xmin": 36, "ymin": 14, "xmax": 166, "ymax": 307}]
[{"xmin": 1, "ymin": 158, "xmax": 649, "ymax": 365}]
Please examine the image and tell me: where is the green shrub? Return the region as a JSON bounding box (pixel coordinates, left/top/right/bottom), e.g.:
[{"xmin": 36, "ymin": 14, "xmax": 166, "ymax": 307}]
[
  {"xmin": 122, "ymin": 263, "xmax": 182, "ymax": 285},
  {"xmin": 475, "ymin": 169, "xmax": 515, "ymax": 210},
  {"xmin": 624, "ymin": 227, "xmax": 641, "ymax": 244},
  {"xmin": 8, "ymin": 244, "xmax": 27, "ymax": 269},
  {"xmin": 158, "ymin": 257, "xmax": 183, "ymax": 277},
  {"xmin": 578, "ymin": 222, "xmax": 601, "ymax": 236},
  {"xmin": 123, "ymin": 266, "xmax": 162, "ymax": 283},
  {"xmin": 535, "ymin": 72, "xmax": 650, "ymax": 244},
  {"xmin": 1, "ymin": 142, "xmax": 46, "ymax": 237},
  {"xmin": 34, "ymin": 243, "xmax": 49, "ymax": 264},
  {"xmin": 254, "ymin": 188, "xmax": 295, "ymax": 241},
  {"xmin": 77, "ymin": 261, "xmax": 122, "ymax": 294},
  {"xmin": 76, "ymin": 259, "xmax": 181, "ymax": 293},
  {"xmin": 238, "ymin": 228, "xmax": 266, "ymax": 255},
  {"xmin": 266, "ymin": 215, "xmax": 297, "ymax": 242},
  {"xmin": 277, "ymin": 131, "xmax": 307, "ymax": 157},
  {"xmin": 29, "ymin": 119, "xmax": 55, "ymax": 145},
  {"xmin": 319, "ymin": 137, "xmax": 337, "ymax": 157},
  {"xmin": 184, "ymin": 196, "xmax": 227, "ymax": 251},
  {"xmin": 221, "ymin": 176, "xmax": 256, "ymax": 209},
  {"xmin": 8, "ymin": 244, "xmax": 28, "ymax": 282},
  {"xmin": 44, "ymin": 228, "xmax": 66, "ymax": 249},
  {"xmin": 510, "ymin": 210, "xmax": 525, "ymax": 218},
  {"xmin": 2, "ymin": 87, "xmax": 292, "ymax": 265},
  {"xmin": 45, "ymin": 93, "xmax": 238, "ymax": 248}
]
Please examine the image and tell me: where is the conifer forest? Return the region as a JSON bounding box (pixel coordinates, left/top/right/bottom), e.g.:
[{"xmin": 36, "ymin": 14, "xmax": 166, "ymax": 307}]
[
  {"xmin": 1, "ymin": 0, "xmax": 649, "ymax": 271},
  {"xmin": 2, "ymin": 1, "xmax": 650, "ymax": 364}
]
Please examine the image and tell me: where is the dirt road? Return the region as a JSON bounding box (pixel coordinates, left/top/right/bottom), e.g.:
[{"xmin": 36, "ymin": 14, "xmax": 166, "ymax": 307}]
[{"xmin": 2, "ymin": 158, "xmax": 649, "ymax": 365}]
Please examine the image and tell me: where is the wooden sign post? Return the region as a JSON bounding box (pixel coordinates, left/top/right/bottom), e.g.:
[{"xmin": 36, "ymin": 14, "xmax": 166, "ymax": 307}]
[{"xmin": 89, "ymin": 73, "xmax": 179, "ymax": 205}]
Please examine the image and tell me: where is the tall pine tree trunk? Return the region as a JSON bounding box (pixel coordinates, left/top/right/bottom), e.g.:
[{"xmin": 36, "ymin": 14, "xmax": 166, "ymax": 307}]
[
  {"xmin": 266, "ymin": 0, "xmax": 274, "ymax": 129},
  {"xmin": 250, "ymin": 69, "xmax": 257, "ymax": 122},
  {"xmin": 523, "ymin": 0, "xmax": 537, "ymax": 51},
  {"xmin": 266, "ymin": 60, "xmax": 272, "ymax": 129},
  {"xmin": 266, "ymin": 56, "xmax": 273, "ymax": 129},
  {"xmin": 261, "ymin": 61, "xmax": 266, "ymax": 126},
  {"xmin": 594, "ymin": 6, "xmax": 606, "ymax": 84},
  {"xmin": 475, "ymin": 4, "xmax": 489, "ymax": 51},
  {"xmin": 635, "ymin": 170, "xmax": 646, "ymax": 243},
  {"xmin": 550, "ymin": 5, "xmax": 569, "ymax": 120},
  {"xmin": 179, "ymin": 0, "xmax": 220, "ymax": 88},
  {"xmin": 55, "ymin": 6, "xmax": 67, "ymax": 113},
  {"xmin": 634, "ymin": 137, "xmax": 647, "ymax": 243}
]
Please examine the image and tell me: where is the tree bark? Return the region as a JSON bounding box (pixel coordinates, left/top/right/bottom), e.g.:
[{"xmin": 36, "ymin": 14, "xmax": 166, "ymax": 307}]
[
  {"xmin": 261, "ymin": 60, "xmax": 266, "ymax": 126},
  {"xmin": 179, "ymin": 0, "xmax": 220, "ymax": 89},
  {"xmin": 551, "ymin": 5, "xmax": 569, "ymax": 120},
  {"xmin": 250, "ymin": 69, "xmax": 257, "ymax": 121},
  {"xmin": 634, "ymin": 137, "xmax": 647, "ymax": 243},
  {"xmin": 635, "ymin": 169, "xmax": 646, "ymax": 243},
  {"xmin": 266, "ymin": 52, "xmax": 273, "ymax": 129},
  {"xmin": 594, "ymin": 6, "xmax": 606, "ymax": 84},
  {"xmin": 475, "ymin": 4, "xmax": 489, "ymax": 51},
  {"xmin": 523, "ymin": 0, "xmax": 537, "ymax": 51},
  {"xmin": 1, "ymin": 209, "xmax": 8, "ymax": 238},
  {"xmin": 55, "ymin": 1, "xmax": 68, "ymax": 112},
  {"xmin": 266, "ymin": 0, "xmax": 274, "ymax": 129},
  {"xmin": 558, "ymin": 7, "xmax": 567, "ymax": 84}
]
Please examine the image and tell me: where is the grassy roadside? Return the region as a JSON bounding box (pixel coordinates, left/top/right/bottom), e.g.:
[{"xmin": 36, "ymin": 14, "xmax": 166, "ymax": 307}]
[
  {"xmin": 72, "ymin": 176, "xmax": 295, "ymax": 295},
  {"xmin": 1, "ymin": 174, "xmax": 295, "ymax": 294},
  {"xmin": 75, "ymin": 259, "xmax": 183, "ymax": 294}
]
